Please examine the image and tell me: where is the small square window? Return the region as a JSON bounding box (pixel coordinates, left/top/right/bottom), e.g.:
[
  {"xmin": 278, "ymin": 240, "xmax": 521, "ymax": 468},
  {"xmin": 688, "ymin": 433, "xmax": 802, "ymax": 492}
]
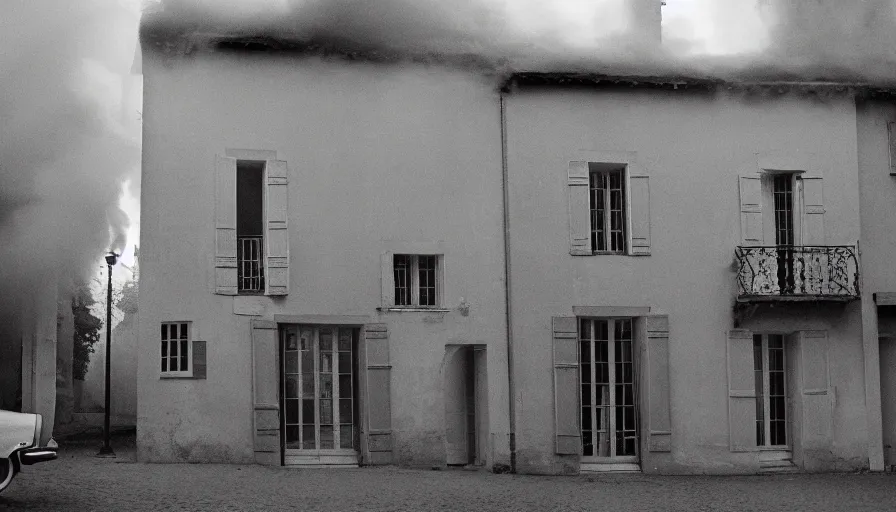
[
  {"xmin": 161, "ymin": 322, "xmax": 192, "ymax": 377},
  {"xmin": 392, "ymin": 254, "xmax": 442, "ymax": 308}
]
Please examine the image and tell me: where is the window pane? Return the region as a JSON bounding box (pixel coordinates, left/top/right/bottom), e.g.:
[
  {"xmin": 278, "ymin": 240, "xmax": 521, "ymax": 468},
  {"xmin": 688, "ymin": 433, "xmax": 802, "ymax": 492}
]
[
  {"xmin": 285, "ymin": 399, "xmax": 298, "ymax": 424},
  {"xmin": 302, "ymin": 399, "xmax": 314, "ymax": 424},
  {"xmin": 286, "ymin": 375, "xmax": 299, "ymax": 399},
  {"xmin": 285, "ymin": 351, "xmax": 298, "ymax": 374},
  {"xmin": 170, "ymin": 338, "xmax": 178, "ymax": 358},
  {"xmin": 161, "ymin": 324, "xmax": 167, "ymax": 341},
  {"xmin": 339, "ymin": 398, "xmax": 353, "ymax": 423},
  {"xmin": 302, "ymin": 425, "xmax": 315, "ymax": 450},
  {"xmin": 339, "ymin": 353, "xmax": 352, "ymax": 374},
  {"xmin": 418, "ymin": 255, "xmax": 437, "ymax": 306},
  {"xmin": 393, "ymin": 255, "xmax": 411, "ymax": 306},
  {"xmin": 319, "ymin": 329, "xmax": 333, "ymax": 351},
  {"xmin": 339, "ymin": 375, "xmax": 353, "ymax": 399},
  {"xmin": 285, "ymin": 426, "xmax": 300, "ymax": 449},
  {"xmin": 320, "ymin": 399, "xmax": 333, "ymax": 424},
  {"xmin": 285, "ymin": 329, "xmax": 298, "ymax": 351},
  {"xmin": 180, "ymin": 339, "xmax": 188, "ymax": 371},
  {"xmin": 170, "ymin": 323, "xmax": 178, "ymax": 341},
  {"xmin": 338, "ymin": 329, "xmax": 352, "ymax": 351},
  {"xmin": 340, "ymin": 425, "xmax": 354, "ymax": 449},
  {"xmin": 320, "ymin": 425, "xmax": 334, "ymax": 449}
]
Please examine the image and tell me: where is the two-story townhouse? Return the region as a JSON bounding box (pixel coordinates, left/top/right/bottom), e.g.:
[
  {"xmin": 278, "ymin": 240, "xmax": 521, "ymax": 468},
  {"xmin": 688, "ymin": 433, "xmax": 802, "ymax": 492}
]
[
  {"xmin": 138, "ymin": 5, "xmax": 896, "ymax": 474},
  {"xmin": 138, "ymin": 22, "xmax": 511, "ymax": 468}
]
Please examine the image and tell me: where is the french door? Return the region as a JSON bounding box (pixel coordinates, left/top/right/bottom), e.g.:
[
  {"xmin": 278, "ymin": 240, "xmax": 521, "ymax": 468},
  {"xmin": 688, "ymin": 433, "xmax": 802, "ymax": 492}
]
[
  {"xmin": 281, "ymin": 325, "xmax": 358, "ymax": 464},
  {"xmin": 753, "ymin": 334, "xmax": 788, "ymax": 448},
  {"xmin": 579, "ymin": 318, "xmax": 638, "ymax": 462}
]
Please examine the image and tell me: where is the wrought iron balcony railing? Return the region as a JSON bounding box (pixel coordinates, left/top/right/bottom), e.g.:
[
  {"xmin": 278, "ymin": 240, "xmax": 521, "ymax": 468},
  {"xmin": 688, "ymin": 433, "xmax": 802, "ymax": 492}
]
[
  {"xmin": 734, "ymin": 245, "xmax": 859, "ymax": 301},
  {"xmin": 238, "ymin": 236, "xmax": 265, "ymax": 293}
]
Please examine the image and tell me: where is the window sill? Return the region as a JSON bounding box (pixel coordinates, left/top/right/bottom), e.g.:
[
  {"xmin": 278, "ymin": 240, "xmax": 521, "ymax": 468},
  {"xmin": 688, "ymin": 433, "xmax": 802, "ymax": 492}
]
[
  {"xmin": 160, "ymin": 373, "xmax": 195, "ymax": 379},
  {"xmin": 377, "ymin": 307, "xmax": 451, "ymax": 313}
]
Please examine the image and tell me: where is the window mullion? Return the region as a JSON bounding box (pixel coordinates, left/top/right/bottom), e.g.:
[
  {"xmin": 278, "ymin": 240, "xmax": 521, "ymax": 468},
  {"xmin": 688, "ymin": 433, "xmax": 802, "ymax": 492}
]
[
  {"xmin": 411, "ymin": 256, "xmax": 420, "ymax": 306},
  {"xmin": 607, "ymin": 320, "xmax": 617, "ymax": 457}
]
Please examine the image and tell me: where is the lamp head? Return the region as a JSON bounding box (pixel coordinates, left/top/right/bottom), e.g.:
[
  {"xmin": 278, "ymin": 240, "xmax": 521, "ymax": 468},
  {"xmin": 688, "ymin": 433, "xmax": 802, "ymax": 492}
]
[{"xmin": 105, "ymin": 252, "xmax": 119, "ymax": 267}]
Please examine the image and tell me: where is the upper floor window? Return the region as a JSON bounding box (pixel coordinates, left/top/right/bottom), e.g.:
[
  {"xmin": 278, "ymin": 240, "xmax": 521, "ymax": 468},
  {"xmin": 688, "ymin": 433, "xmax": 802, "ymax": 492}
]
[
  {"xmin": 237, "ymin": 160, "xmax": 265, "ymax": 293},
  {"xmin": 590, "ymin": 166, "xmax": 626, "ymax": 253},
  {"xmin": 567, "ymin": 159, "xmax": 651, "ymax": 257},
  {"xmin": 392, "ymin": 254, "xmax": 441, "ymax": 308}
]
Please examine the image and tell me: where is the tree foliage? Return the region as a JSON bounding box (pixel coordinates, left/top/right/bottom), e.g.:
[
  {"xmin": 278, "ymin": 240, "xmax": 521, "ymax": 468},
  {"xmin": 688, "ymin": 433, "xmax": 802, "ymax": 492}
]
[{"xmin": 72, "ymin": 285, "xmax": 102, "ymax": 381}]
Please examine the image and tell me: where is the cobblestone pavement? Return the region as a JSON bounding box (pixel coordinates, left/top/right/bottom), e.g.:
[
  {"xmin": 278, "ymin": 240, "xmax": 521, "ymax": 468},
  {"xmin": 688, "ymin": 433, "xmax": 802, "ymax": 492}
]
[{"xmin": 2, "ymin": 438, "xmax": 895, "ymax": 511}]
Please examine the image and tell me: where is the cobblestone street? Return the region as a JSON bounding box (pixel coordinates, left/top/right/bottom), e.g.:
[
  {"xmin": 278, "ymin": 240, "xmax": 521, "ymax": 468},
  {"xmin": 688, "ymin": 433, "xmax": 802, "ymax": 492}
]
[{"xmin": 2, "ymin": 436, "xmax": 895, "ymax": 511}]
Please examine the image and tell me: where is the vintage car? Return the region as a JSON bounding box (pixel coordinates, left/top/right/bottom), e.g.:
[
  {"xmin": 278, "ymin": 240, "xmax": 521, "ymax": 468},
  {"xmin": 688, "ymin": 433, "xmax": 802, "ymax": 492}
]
[{"xmin": 0, "ymin": 409, "xmax": 57, "ymax": 494}]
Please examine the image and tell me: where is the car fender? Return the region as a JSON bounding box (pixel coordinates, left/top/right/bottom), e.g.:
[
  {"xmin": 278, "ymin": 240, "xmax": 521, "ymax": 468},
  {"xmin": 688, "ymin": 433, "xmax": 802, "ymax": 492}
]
[{"xmin": 0, "ymin": 410, "xmax": 38, "ymax": 459}]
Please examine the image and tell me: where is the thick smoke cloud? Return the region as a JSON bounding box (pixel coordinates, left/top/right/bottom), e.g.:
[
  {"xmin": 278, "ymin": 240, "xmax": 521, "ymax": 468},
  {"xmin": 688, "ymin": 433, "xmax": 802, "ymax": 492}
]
[
  {"xmin": 145, "ymin": 0, "xmax": 896, "ymax": 84},
  {"xmin": 0, "ymin": 1, "xmax": 141, "ymax": 338}
]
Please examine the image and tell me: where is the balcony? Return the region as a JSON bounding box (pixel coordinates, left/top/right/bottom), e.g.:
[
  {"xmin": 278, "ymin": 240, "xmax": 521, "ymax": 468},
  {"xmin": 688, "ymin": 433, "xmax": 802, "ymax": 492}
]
[
  {"xmin": 734, "ymin": 245, "xmax": 859, "ymax": 302},
  {"xmin": 238, "ymin": 236, "xmax": 265, "ymax": 293}
]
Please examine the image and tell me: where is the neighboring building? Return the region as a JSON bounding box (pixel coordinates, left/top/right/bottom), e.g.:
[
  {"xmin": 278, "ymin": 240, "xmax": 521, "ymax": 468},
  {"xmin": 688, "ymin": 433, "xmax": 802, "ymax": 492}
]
[{"xmin": 138, "ymin": 3, "xmax": 896, "ymax": 473}]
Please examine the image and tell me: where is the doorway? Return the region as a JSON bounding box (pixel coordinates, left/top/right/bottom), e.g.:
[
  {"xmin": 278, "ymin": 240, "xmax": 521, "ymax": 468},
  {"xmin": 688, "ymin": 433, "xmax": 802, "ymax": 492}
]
[
  {"xmin": 280, "ymin": 325, "xmax": 359, "ymax": 466},
  {"xmin": 880, "ymin": 334, "xmax": 896, "ymax": 468},
  {"xmin": 444, "ymin": 345, "xmax": 487, "ymax": 466},
  {"xmin": 579, "ymin": 318, "xmax": 640, "ymax": 471}
]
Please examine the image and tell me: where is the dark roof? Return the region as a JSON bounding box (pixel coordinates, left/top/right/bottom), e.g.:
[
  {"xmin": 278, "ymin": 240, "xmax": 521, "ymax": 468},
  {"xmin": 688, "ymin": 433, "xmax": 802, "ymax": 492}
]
[{"xmin": 140, "ymin": 5, "xmax": 896, "ymax": 97}]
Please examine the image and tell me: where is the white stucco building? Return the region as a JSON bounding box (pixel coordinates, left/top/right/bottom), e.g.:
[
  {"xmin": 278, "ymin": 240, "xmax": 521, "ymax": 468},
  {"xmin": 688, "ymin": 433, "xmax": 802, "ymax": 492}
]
[{"xmin": 137, "ymin": 2, "xmax": 896, "ymax": 474}]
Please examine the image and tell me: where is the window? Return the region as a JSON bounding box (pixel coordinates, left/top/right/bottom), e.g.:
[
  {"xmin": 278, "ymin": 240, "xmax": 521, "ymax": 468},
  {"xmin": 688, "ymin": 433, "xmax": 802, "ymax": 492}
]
[
  {"xmin": 161, "ymin": 322, "xmax": 191, "ymax": 376},
  {"xmin": 237, "ymin": 160, "xmax": 265, "ymax": 293},
  {"xmin": 392, "ymin": 254, "xmax": 441, "ymax": 307},
  {"xmin": 567, "ymin": 159, "xmax": 650, "ymax": 256},
  {"xmin": 579, "ymin": 318, "xmax": 638, "ymax": 460},
  {"xmin": 753, "ymin": 334, "xmax": 787, "ymax": 447},
  {"xmin": 589, "ymin": 165, "xmax": 626, "ymax": 253}
]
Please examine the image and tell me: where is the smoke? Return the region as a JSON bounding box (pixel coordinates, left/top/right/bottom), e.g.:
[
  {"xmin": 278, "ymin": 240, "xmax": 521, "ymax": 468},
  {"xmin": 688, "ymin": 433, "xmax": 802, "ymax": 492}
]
[
  {"xmin": 142, "ymin": 0, "xmax": 896, "ymax": 84},
  {"xmin": 0, "ymin": 0, "xmax": 141, "ymax": 344}
]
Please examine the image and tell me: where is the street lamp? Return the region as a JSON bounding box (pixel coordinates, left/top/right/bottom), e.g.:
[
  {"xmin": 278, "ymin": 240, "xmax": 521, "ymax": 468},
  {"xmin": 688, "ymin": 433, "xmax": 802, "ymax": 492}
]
[{"xmin": 98, "ymin": 251, "xmax": 118, "ymax": 457}]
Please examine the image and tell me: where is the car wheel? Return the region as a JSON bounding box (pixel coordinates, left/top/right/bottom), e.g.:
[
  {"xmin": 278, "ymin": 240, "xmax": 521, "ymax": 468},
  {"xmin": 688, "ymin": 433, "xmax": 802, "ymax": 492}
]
[{"xmin": 0, "ymin": 457, "xmax": 15, "ymax": 494}]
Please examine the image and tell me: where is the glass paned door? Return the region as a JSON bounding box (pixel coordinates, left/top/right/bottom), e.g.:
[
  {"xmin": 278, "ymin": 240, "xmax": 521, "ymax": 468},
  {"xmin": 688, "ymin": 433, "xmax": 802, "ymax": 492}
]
[
  {"xmin": 282, "ymin": 326, "xmax": 357, "ymax": 453},
  {"xmin": 579, "ymin": 318, "xmax": 638, "ymax": 461},
  {"xmin": 753, "ymin": 334, "xmax": 788, "ymax": 447}
]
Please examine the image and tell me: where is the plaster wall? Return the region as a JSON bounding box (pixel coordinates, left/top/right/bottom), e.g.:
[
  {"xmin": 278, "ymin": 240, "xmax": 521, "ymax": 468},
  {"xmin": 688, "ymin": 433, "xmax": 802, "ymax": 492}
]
[
  {"xmin": 856, "ymin": 100, "xmax": 896, "ymax": 470},
  {"xmin": 138, "ymin": 53, "xmax": 509, "ymax": 465},
  {"xmin": 504, "ymin": 87, "xmax": 866, "ymax": 474}
]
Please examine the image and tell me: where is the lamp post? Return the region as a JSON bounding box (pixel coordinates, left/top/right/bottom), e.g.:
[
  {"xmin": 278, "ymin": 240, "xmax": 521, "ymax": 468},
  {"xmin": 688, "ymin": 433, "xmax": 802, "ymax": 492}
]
[{"xmin": 98, "ymin": 251, "xmax": 118, "ymax": 457}]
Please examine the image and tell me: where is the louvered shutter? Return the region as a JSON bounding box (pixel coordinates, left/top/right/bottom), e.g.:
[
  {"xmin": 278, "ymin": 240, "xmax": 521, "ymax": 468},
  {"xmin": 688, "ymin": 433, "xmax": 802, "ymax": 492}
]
[
  {"xmin": 727, "ymin": 329, "xmax": 757, "ymax": 452},
  {"xmin": 738, "ymin": 175, "xmax": 763, "ymax": 245},
  {"xmin": 381, "ymin": 252, "xmax": 394, "ymax": 307},
  {"xmin": 798, "ymin": 330, "xmax": 832, "ymax": 464},
  {"xmin": 192, "ymin": 340, "xmax": 206, "ymax": 379},
  {"xmin": 629, "ymin": 175, "xmax": 651, "ymax": 255},
  {"xmin": 251, "ymin": 319, "xmax": 280, "ymax": 465},
  {"xmin": 264, "ymin": 160, "xmax": 289, "ymax": 295},
  {"xmin": 888, "ymin": 122, "xmax": 896, "ymax": 176},
  {"xmin": 364, "ymin": 323, "xmax": 393, "ymax": 464},
  {"xmin": 643, "ymin": 314, "xmax": 671, "ymax": 452},
  {"xmin": 215, "ymin": 155, "xmax": 238, "ymax": 295},
  {"xmin": 800, "ymin": 176, "xmax": 825, "ymax": 246},
  {"xmin": 567, "ymin": 161, "xmax": 591, "ymax": 256},
  {"xmin": 552, "ymin": 316, "xmax": 580, "ymax": 455}
]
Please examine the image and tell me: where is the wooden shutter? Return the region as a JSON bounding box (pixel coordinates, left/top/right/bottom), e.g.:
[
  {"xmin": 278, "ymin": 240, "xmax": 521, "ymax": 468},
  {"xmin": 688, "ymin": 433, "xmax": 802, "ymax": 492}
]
[
  {"xmin": 364, "ymin": 323, "xmax": 393, "ymax": 464},
  {"xmin": 552, "ymin": 316, "xmax": 580, "ymax": 455},
  {"xmin": 643, "ymin": 314, "xmax": 671, "ymax": 452},
  {"xmin": 380, "ymin": 252, "xmax": 394, "ymax": 307},
  {"xmin": 567, "ymin": 161, "xmax": 591, "ymax": 256},
  {"xmin": 215, "ymin": 155, "xmax": 238, "ymax": 295},
  {"xmin": 629, "ymin": 175, "xmax": 651, "ymax": 255},
  {"xmin": 192, "ymin": 340, "xmax": 207, "ymax": 380},
  {"xmin": 251, "ymin": 319, "xmax": 280, "ymax": 465},
  {"xmin": 888, "ymin": 122, "xmax": 896, "ymax": 176},
  {"xmin": 727, "ymin": 329, "xmax": 757, "ymax": 452},
  {"xmin": 798, "ymin": 330, "xmax": 832, "ymax": 455},
  {"xmin": 264, "ymin": 160, "xmax": 289, "ymax": 295},
  {"xmin": 800, "ymin": 176, "xmax": 825, "ymax": 246},
  {"xmin": 738, "ymin": 175, "xmax": 763, "ymax": 245}
]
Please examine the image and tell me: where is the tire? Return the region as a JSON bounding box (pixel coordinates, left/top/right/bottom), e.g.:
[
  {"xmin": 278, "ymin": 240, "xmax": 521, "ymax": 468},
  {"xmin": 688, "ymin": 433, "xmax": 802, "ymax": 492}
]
[{"xmin": 0, "ymin": 457, "xmax": 15, "ymax": 494}]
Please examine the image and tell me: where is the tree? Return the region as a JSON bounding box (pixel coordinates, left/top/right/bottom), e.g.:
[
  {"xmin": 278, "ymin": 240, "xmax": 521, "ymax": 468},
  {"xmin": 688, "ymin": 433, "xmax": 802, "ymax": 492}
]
[{"xmin": 72, "ymin": 285, "xmax": 102, "ymax": 381}]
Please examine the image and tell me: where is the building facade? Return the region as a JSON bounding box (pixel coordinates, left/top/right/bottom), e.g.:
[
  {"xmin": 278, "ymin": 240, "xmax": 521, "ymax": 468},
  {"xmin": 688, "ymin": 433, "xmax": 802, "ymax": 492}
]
[{"xmin": 139, "ymin": 14, "xmax": 896, "ymax": 473}]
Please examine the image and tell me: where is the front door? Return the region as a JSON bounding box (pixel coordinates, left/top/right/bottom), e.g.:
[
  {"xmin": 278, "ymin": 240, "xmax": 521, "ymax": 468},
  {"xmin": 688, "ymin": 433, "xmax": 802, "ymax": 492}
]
[
  {"xmin": 579, "ymin": 318, "xmax": 639, "ymax": 469},
  {"xmin": 281, "ymin": 325, "xmax": 359, "ymax": 466},
  {"xmin": 753, "ymin": 334, "xmax": 789, "ymax": 452}
]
